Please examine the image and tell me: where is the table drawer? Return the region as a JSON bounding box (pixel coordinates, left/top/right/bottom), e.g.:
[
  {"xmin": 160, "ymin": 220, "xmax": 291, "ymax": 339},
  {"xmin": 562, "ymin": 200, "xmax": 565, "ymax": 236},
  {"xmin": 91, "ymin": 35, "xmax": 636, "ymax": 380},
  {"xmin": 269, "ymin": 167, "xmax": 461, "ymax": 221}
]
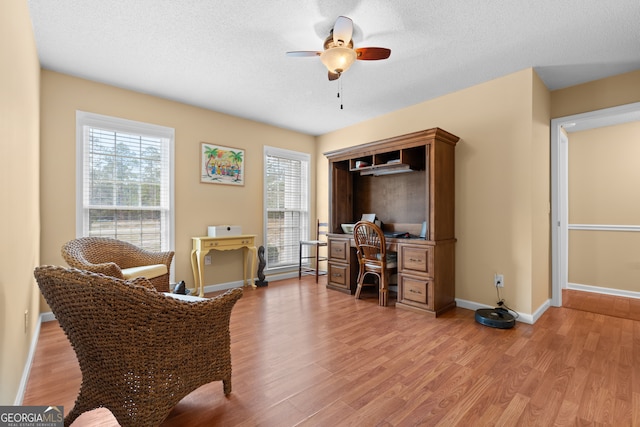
[
  {"xmin": 398, "ymin": 274, "xmax": 433, "ymax": 309},
  {"xmin": 328, "ymin": 239, "xmax": 349, "ymax": 262},
  {"xmin": 399, "ymin": 245, "xmax": 434, "ymax": 276},
  {"xmin": 198, "ymin": 237, "xmax": 254, "ymax": 250}
]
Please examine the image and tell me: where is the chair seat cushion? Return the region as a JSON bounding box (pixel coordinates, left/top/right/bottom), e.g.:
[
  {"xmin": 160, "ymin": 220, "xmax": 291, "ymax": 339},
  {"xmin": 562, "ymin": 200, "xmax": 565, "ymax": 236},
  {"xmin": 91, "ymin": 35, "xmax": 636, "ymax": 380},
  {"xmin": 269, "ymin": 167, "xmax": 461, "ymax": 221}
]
[
  {"xmin": 372, "ymin": 252, "xmax": 397, "ymax": 267},
  {"xmin": 122, "ymin": 264, "xmax": 168, "ymax": 280},
  {"xmin": 163, "ymin": 292, "xmax": 207, "ymax": 302},
  {"xmin": 365, "ymin": 261, "xmax": 397, "ymax": 269}
]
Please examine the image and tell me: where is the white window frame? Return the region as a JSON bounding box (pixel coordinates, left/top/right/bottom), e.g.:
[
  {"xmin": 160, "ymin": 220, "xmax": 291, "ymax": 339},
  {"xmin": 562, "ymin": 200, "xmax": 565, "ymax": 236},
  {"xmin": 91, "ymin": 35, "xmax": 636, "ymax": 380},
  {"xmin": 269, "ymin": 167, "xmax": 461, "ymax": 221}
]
[
  {"xmin": 263, "ymin": 146, "xmax": 311, "ymax": 272},
  {"xmin": 75, "ymin": 111, "xmax": 175, "ymax": 274}
]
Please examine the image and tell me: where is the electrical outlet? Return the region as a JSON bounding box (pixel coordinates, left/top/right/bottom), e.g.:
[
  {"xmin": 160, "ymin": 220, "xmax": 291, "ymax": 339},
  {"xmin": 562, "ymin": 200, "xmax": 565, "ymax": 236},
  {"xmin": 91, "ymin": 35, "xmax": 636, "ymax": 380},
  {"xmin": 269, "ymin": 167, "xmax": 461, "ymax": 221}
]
[
  {"xmin": 494, "ymin": 273, "xmax": 504, "ymax": 288},
  {"xmin": 204, "ymin": 255, "xmax": 212, "ymax": 266}
]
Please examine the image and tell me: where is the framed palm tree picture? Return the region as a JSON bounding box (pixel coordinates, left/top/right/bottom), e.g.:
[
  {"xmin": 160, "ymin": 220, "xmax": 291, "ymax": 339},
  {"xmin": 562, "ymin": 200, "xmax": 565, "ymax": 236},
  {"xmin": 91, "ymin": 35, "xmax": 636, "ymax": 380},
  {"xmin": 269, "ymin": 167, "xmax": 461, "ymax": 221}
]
[{"xmin": 200, "ymin": 142, "xmax": 245, "ymax": 186}]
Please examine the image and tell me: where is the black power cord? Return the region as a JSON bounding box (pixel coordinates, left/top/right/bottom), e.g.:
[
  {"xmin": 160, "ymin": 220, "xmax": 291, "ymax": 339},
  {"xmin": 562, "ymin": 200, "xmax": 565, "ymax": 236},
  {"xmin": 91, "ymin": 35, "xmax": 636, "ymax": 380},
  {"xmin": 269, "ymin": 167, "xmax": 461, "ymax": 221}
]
[{"xmin": 496, "ymin": 286, "xmax": 520, "ymax": 320}]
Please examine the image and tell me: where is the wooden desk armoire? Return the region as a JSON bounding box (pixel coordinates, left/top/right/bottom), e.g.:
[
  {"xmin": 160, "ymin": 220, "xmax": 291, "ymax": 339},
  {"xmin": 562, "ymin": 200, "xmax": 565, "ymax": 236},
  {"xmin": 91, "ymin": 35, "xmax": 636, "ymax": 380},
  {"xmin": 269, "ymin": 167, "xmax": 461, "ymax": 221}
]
[{"xmin": 324, "ymin": 128, "xmax": 459, "ymax": 316}]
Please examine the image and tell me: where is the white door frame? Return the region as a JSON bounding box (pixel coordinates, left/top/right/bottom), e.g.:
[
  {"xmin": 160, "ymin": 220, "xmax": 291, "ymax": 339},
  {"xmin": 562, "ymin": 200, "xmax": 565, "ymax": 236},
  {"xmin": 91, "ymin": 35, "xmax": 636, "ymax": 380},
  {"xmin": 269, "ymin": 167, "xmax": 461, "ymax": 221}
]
[{"xmin": 551, "ymin": 102, "xmax": 640, "ymax": 307}]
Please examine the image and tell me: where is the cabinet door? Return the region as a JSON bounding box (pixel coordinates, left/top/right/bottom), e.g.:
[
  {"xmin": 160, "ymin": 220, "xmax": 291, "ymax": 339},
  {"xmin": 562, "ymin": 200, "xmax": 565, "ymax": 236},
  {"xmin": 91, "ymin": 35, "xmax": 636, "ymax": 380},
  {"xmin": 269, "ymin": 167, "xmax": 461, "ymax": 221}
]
[
  {"xmin": 399, "ymin": 245, "xmax": 434, "ymax": 277},
  {"xmin": 398, "ymin": 273, "xmax": 434, "ymax": 310}
]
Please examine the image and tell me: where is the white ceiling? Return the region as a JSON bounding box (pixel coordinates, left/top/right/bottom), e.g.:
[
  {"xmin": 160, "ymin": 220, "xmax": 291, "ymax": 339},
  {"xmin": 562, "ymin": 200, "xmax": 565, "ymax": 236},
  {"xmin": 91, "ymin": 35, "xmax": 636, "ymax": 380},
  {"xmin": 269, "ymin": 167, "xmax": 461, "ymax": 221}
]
[{"xmin": 27, "ymin": 0, "xmax": 640, "ymax": 136}]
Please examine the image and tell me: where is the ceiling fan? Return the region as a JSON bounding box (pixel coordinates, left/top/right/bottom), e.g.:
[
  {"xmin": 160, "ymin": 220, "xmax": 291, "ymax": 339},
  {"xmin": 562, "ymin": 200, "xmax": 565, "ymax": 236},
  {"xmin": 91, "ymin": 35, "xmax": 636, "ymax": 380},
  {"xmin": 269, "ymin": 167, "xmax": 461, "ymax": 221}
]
[{"xmin": 286, "ymin": 16, "xmax": 391, "ymax": 81}]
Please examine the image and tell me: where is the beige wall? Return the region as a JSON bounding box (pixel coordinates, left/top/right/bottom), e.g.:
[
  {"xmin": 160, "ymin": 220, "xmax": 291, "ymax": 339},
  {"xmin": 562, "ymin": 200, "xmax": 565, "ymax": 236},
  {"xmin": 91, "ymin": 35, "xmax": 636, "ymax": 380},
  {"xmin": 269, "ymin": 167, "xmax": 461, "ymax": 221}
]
[
  {"xmin": 551, "ymin": 70, "xmax": 640, "ymax": 118},
  {"xmin": 568, "ymin": 121, "xmax": 640, "ymax": 224},
  {"xmin": 317, "ymin": 68, "xmax": 550, "ymax": 315},
  {"xmin": 531, "ymin": 71, "xmax": 552, "ymax": 312},
  {"xmin": 568, "ymin": 121, "xmax": 640, "ymax": 291},
  {"xmin": 0, "ymin": 1, "xmax": 41, "ymax": 404},
  {"xmin": 569, "ymin": 231, "xmax": 640, "ymax": 291},
  {"xmin": 40, "ymin": 71, "xmax": 316, "ymax": 301}
]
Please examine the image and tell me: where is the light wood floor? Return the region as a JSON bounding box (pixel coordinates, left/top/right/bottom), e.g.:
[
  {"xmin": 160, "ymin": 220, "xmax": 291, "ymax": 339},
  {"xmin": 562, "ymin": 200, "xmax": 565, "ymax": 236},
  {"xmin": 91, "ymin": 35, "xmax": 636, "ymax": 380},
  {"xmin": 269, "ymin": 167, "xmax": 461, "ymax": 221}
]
[{"xmin": 23, "ymin": 277, "xmax": 640, "ymax": 426}]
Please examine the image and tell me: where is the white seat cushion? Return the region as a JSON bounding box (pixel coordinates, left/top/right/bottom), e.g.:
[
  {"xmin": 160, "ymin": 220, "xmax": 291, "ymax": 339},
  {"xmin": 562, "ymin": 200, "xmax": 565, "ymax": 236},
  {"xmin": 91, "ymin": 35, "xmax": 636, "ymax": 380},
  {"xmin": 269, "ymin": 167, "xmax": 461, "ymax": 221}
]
[
  {"xmin": 122, "ymin": 264, "xmax": 168, "ymax": 280},
  {"xmin": 163, "ymin": 292, "xmax": 207, "ymax": 302}
]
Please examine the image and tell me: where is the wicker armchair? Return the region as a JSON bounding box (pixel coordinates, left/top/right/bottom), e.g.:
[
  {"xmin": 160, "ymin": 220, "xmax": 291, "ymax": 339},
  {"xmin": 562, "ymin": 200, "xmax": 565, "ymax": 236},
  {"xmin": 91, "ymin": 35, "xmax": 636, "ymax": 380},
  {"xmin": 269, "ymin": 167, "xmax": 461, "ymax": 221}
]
[
  {"xmin": 61, "ymin": 237, "xmax": 174, "ymax": 292},
  {"xmin": 34, "ymin": 266, "xmax": 242, "ymax": 427}
]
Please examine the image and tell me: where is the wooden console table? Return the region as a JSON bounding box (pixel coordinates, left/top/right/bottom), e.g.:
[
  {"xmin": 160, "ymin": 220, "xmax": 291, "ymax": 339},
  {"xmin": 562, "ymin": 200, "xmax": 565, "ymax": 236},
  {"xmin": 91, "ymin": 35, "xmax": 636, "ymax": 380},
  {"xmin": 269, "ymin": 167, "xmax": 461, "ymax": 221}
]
[{"xmin": 190, "ymin": 235, "xmax": 257, "ymax": 297}]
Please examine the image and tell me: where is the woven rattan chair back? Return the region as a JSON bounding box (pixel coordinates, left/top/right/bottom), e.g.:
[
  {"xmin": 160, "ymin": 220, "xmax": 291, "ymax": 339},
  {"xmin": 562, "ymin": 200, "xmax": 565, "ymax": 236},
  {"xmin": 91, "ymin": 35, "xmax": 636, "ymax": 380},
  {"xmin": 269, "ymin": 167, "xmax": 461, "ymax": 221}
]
[
  {"xmin": 61, "ymin": 237, "xmax": 174, "ymax": 292},
  {"xmin": 353, "ymin": 221, "xmax": 397, "ymax": 306},
  {"xmin": 34, "ymin": 266, "xmax": 242, "ymax": 427}
]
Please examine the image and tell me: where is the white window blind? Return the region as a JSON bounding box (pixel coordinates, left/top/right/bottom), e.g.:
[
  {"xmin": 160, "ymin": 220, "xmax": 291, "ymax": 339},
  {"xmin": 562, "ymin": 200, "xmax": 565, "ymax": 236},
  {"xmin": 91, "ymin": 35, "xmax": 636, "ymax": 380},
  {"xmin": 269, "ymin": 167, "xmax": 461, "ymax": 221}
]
[
  {"xmin": 76, "ymin": 111, "xmax": 174, "ymax": 252},
  {"xmin": 264, "ymin": 146, "xmax": 310, "ymax": 270}
]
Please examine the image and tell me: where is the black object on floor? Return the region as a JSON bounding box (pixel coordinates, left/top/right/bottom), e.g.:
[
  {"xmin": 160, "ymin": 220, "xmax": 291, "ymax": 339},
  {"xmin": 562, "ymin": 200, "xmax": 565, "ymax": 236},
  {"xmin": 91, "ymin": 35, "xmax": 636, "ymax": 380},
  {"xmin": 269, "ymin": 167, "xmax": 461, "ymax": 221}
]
[
  {"xmin": 173, "ymin": 281, "xmax": 186, "ymax": 295},
  {"xmin": 475, "ymin": 307, "xmax": 515, "ymax": 329},
  {"xmin": 256, "ymin": 245, "xmax": 268, "ymax": 287}
]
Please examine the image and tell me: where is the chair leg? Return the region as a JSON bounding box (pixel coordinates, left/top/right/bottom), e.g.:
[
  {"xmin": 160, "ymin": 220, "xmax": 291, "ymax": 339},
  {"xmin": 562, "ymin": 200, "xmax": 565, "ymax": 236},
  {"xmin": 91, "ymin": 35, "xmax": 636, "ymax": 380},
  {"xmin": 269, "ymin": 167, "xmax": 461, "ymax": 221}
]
[
  {"xmin": 315, "ymin": 244, "xmax": 320, "ymax": 283},
  {"xmin": 379, "ymin": 270, "xmax": 388, "ymax": 306},
  {"xmin": 379, "ymin": 288, "xmax": 388, "ymax": 306},
  {"xmin": 223, "ymin": 377, "xmax": 232, "ymax": 396},
  {"xmin": 298, "ymin": 242, "xmax": 303, "ymax": 279},
  {"xmin": 355, "ymin": 266, "xmax": 365, "ymax": 299}
]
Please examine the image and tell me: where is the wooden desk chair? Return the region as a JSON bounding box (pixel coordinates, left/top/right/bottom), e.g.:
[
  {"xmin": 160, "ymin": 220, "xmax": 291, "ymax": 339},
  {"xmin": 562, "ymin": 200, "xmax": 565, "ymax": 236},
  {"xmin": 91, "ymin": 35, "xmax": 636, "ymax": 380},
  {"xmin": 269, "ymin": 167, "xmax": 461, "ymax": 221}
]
[
  {"xmin": 299, "ymin": 219, "xmax": 328, "ymax": 283},
  {"xmin": 353, "ymin": 221, "xmax": 397, "ymax": 306}
]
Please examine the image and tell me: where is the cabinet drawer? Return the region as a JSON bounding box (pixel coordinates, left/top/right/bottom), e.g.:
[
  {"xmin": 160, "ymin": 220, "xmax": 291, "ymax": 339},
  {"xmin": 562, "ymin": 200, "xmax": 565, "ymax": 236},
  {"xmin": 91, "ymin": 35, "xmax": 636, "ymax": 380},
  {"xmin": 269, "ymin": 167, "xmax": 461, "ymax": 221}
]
[
  {"xmin": 328, "ymin": 262, "xmax": 349, "ymax": 289},
  {"xmin": 399, "ymin": 245, "xmax": 434, "ymax": 276},
  {"xmin": 329, "ymin": 239, "xmax": 349, "ymax": 261},
  {"xmin": 398, "ymin": 274, "xmax": 433, "ymax": 309}
]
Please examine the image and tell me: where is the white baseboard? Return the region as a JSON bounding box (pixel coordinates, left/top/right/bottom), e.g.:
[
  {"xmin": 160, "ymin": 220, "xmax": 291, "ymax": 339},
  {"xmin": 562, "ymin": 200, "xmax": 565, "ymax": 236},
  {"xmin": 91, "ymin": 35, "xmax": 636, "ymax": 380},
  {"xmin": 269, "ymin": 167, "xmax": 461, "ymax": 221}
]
[
  {"xmin": 454, "ymin": 298, "xmax": 493, "ymax": 312},
  {"xmin": 200, "ymin": 280, "xmax": 245, "ymax": 294},
  {"xmin": 198, "ymin": 271, "xmax": 300, "ymax": 294},
  {"xmin": 41, "ymin": 311, "xmax": 56, "ymax": 322},
  {"xmin": 531, "ymin": 299, "xmax": 551, "ymax": 324},
  {"xmin": 14, "ymin": 313, "xmax": 46, "ymax": 405},
  {"xmin": 568, "ymin": 282, "xmax": 640, "ymax": 299},
  {"xmin": 262, "ymin": 270, "xmax": 300, "ymax": 282}
]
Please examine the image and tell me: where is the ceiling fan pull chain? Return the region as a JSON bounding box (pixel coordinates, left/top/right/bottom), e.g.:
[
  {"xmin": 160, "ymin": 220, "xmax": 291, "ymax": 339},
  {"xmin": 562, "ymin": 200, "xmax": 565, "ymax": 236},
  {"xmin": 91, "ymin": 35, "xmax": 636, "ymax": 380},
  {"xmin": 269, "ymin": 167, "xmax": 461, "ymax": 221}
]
[{"xmin": 339, "ymin": 78, "xmax": 344, "ymax": 110}]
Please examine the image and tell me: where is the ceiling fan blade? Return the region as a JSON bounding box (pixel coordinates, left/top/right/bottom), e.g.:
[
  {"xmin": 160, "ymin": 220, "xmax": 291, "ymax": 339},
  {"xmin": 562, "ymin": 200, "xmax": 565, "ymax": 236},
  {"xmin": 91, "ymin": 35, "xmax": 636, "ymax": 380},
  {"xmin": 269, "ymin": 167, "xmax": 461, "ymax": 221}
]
[
  {"xmin": 332, "ymin": 16, "xmax": 353, "ymax": 46},
  {"xmin": 286, "ymin": 51, "xmax": 321, "ymax": 57},
  {"xmin": 355, "ymin": 47, "xmax": 391, "ymax": 60},
  {"xmin": 328, "ymin": 71, "xmax": 341, "ymax": 81}
]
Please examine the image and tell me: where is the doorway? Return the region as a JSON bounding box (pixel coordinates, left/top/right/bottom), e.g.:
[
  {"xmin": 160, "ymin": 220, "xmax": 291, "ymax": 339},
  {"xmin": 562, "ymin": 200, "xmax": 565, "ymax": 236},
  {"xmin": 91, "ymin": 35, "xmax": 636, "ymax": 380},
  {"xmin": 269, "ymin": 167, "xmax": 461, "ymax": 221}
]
[{"xmin": 551, "ymin": 101, "xmax": 640, "ymax": 307}]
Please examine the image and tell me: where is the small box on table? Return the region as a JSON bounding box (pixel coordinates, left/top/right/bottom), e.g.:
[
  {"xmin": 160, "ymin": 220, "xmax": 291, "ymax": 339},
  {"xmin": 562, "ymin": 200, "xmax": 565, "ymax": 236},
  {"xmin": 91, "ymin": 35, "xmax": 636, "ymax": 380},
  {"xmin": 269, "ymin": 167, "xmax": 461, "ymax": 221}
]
[{"xmin": 207, "ymin": 225, "xmax": 242, "ymax": 237}]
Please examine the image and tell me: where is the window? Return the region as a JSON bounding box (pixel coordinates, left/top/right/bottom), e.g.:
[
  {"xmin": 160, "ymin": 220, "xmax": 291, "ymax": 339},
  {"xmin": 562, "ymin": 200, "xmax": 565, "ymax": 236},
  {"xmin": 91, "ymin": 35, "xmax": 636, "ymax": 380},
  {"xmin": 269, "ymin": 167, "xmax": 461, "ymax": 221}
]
[
  {"xmin": 264, "ymin": 146, "xmax": 310, "ymax": 270},
  {"xmin": 76, "ymin": 111, "xmax": 174, "ymax": 254}
]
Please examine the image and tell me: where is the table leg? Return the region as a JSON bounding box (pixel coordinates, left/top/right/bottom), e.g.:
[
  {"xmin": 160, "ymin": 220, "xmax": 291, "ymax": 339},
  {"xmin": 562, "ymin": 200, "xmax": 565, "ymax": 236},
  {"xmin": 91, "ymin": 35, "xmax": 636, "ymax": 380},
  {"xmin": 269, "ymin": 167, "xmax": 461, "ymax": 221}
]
[
  {"xmin": 242, "ymin": 247, "xmax": 247, "ymax": 287},
  {"xmin": 249, "ymin": 246, "xmax": 257, "ymax": 287},
  {"xmin": 190, "ymin": 249, "xmax": 198, "ymax": 294},
  {"xmin": 243, "ymin": 246, "xmax": 257, "ymax": 288},
  {"xmin": 191, "ymin": 249, "xmax": 206, "ymax": 297}
]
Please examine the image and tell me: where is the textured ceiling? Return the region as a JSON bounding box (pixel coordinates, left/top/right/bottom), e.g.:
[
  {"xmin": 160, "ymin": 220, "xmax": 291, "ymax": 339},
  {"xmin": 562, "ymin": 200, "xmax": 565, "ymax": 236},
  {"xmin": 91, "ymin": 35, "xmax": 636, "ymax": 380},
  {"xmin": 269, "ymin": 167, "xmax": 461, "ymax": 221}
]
[{"xmin": 27, "ymin": 0, "xmax": 640, "ymax": 136}]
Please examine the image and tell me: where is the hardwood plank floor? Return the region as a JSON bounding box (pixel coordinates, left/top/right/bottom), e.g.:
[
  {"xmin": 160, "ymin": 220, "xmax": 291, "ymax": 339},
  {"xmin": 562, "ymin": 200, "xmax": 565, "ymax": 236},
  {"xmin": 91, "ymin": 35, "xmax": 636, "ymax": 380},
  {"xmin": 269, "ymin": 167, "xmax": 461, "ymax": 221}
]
[
  {"xmin": 563, "ymin": 288, "xmax": 640, "ymax": 321},
  {"xmin": 23, "ymin": 277, "xmax": 640, "ymax": 426}
]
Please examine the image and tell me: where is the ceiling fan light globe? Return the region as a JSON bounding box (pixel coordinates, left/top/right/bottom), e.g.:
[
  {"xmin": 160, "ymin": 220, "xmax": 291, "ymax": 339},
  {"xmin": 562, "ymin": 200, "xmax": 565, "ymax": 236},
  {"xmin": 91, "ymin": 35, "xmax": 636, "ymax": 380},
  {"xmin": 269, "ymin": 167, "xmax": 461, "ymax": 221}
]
[{"xmin": 320, "ymin": 47, "xmax": 356, "ymax": 74}]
